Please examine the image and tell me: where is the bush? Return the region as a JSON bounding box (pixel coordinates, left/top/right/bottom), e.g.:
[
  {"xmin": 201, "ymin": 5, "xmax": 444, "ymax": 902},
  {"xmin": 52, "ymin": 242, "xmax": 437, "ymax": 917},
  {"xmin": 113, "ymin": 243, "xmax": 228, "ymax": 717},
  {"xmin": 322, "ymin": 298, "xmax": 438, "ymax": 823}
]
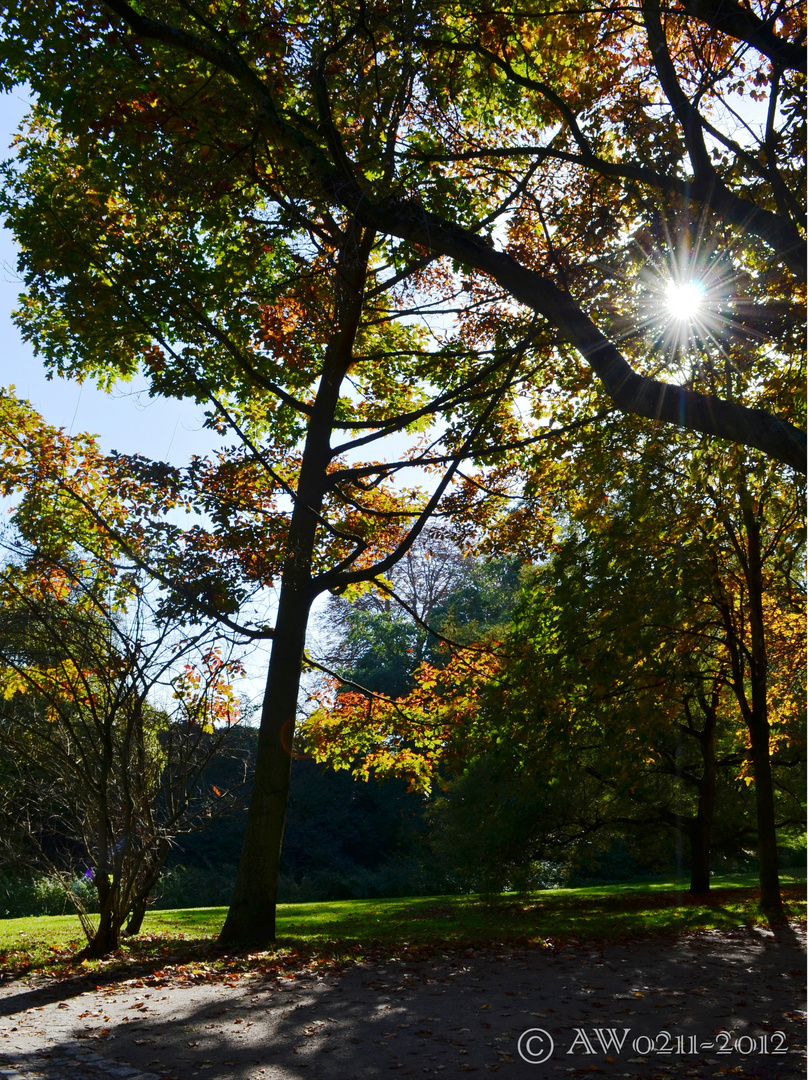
[
  {"xmin": 0, "ymin": 870, "xmax": 98, "ymax": 918},
  {"xmin": 777, "ymin": 833, "xmax": 807, "ymax": 870},
  {"xmin": 565, "ymin": 835, "xmax": 672, "ymax": 887},
  {"xmin": 278, "ymin": 854, "xmax": 452, "ymax": 903},
  {"xmin": 149, "ymin": 863, "xmax": 239, "ymax": 910}
]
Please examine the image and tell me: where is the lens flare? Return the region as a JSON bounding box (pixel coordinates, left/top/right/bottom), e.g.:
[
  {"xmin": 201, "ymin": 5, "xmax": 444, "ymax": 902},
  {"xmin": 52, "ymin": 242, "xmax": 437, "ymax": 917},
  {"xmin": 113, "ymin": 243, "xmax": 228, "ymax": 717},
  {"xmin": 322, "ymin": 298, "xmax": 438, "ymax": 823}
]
[{"xmin": 665, "ymin": 280, "xmax": 705, "ymax": 321}]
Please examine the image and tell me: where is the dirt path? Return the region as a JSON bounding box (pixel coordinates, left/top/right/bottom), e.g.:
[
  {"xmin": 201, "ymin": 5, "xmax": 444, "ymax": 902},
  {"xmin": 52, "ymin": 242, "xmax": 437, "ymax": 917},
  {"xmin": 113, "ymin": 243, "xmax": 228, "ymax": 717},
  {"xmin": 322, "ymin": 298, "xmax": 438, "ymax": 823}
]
[{"xmin": 1, "ymin": 924, "xmax": 804, "ymax": 1079}]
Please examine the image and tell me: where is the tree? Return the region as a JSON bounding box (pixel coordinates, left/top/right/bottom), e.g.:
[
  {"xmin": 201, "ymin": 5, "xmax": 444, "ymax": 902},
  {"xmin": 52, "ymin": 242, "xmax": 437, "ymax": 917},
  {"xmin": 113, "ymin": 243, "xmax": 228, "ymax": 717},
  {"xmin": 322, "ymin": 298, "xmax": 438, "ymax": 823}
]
[
  {"xmin": 0, "ymin": 0, "xmax": 803, "ymax": 944},
  {"xmin": 485, "ymin": 420, "xmax": 806, "ymax": 913},
  {"xmin": 315, "ymin": 535, "xmax": 520, "ymax": 697},
  {"xmin": 0, "ymin": 544, "xmax": 246, "ymax": 954},
  {"xmin": 0, "ymin": 12, "xmax": 586, "ymax": 946},
  {"xmin": 0, "ymin": 397, "xmax": 246, "ymax": 955},
  {"xmin": 0, "ymin": 159, "xmax": 554, "ymax": 946},
  {"xmin": 500, "ymin": 528, "xmax": 757, "ymax": 897}
]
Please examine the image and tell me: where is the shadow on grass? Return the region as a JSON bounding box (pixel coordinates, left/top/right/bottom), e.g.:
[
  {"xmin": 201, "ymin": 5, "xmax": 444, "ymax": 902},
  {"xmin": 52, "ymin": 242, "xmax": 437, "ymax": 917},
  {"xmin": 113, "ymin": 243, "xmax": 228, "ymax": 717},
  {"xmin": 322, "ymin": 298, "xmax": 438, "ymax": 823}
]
[
  {"xmin": 1, "ymin": 880, "xmax": 804, "ymax": 991},
  {"xmin": 274, "ymin": 883, "xmax": 807, "ymax": 948}
]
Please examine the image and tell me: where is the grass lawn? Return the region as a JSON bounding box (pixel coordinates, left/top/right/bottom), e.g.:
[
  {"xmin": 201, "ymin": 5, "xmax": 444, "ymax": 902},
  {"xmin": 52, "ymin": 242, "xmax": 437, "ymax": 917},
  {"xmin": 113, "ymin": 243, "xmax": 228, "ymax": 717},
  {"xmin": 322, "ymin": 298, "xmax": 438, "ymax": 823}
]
[{"xmin": 1, "ymin": 871, "xmax": 804, "ymax": 980}]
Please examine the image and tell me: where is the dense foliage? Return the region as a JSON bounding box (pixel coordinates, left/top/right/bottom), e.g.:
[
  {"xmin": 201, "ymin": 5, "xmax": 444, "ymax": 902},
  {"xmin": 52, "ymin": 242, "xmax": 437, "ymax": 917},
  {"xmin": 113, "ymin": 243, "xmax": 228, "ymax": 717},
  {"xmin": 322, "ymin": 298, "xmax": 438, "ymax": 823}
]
[{"xmin": 307, "ymin": 431, "xmax": 805, "ymax": 910}]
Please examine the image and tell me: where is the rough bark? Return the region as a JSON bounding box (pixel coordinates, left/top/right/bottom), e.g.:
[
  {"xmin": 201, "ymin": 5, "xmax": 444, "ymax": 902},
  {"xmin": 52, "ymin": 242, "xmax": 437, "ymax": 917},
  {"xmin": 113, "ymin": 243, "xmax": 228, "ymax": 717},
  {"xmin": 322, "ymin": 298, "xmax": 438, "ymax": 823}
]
[
  {"xmin": 218, "ymin": 583, "xmax": 312, "ymax": 944},
  {"xmin": 87, "ymin": 917, "xmax": 121, "ymax": 957},
  {"xmin": 124, "ymin": 897, "xmax": 148, "ymax": 938},
  {"xmin": 88, "ymin": 874, "xmax": 122, "ymax": 957}
]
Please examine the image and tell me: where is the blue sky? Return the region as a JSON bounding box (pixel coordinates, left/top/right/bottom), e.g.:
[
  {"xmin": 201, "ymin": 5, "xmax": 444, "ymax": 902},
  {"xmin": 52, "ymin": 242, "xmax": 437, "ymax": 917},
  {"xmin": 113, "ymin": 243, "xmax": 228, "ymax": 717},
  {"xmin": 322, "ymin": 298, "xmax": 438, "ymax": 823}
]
[{"xmin": 0, "ymin": 90, "xmax": 220, "ymax": 465}]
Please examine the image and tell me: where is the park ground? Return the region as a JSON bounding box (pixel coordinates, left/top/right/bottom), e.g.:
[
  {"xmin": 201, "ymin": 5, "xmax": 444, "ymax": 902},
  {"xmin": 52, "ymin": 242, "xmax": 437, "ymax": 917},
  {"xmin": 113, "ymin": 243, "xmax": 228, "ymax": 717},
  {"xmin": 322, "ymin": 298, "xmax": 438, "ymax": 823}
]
[{"xmin": 0, "ymin": 877, "xmax": 805, "ymax": 1079}]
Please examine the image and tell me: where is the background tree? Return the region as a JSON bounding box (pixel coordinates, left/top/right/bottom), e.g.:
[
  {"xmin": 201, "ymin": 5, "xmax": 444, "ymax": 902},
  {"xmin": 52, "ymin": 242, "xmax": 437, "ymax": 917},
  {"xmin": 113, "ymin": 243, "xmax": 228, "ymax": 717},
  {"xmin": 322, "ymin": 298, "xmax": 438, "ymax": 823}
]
[
  {"xmin": 0, "ymin": 538, "xmax": 246, "ymax": 955},
  {"xmin": 508, "ymin": 434, "xmax": 806, "ymax": 912},
  {"xmin": 151, "ymin": 729, "xmax": 444, "ymax": 909},
  {"xmin": 316, "ymin": 534, "xmax": 521, "ymax": 696},
  {"xmin": 0, "ymin": 397, "xmax": 247, "ymax": 955},
  {"xmin": 543, "ymin": 432, "xmax": 806, "ymax": 916},
  {"xmin": 307, "ymin": 425, "xmax": 804, "ymax": 909},
  {"xmin": 491, "ymin": 527, "xmax": 756, "ymax": 897}
]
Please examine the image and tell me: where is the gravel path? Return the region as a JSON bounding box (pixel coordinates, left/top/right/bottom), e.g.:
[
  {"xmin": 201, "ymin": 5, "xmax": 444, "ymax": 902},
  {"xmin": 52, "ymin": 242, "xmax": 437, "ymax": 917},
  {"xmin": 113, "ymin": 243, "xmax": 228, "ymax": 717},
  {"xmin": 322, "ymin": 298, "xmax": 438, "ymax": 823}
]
[{"xmin": 1, "ymin": 924, "xmax": 804, "ymax": 1080}]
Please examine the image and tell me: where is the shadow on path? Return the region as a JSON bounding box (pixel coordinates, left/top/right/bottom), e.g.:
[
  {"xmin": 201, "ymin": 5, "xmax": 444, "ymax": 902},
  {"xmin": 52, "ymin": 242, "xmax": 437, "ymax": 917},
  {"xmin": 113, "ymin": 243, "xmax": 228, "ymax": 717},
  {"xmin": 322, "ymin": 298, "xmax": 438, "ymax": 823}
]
[{"xmin": 1, "ymin": 925, "xmax": 804, "ymax": 1080}]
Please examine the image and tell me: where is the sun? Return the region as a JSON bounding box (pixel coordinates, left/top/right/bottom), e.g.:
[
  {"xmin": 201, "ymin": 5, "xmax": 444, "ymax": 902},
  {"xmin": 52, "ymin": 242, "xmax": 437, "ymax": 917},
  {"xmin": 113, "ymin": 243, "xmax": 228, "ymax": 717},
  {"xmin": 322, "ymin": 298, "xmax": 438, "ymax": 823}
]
[
  {"xmin": 628, "ymin": 214, "xmax": 737, "ymax": 382},
  {"xmin": 665, "ymin": 280, "xmax": 706, "ymax": 322}
]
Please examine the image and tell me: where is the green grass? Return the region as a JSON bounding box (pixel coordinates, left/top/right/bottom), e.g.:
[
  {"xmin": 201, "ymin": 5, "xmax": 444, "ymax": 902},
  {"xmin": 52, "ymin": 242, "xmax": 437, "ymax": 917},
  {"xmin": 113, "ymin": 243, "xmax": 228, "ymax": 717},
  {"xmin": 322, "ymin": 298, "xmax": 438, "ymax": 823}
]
[{"xmin": 1, "ymin": 872, "xmax": 804, "ymax": 980}]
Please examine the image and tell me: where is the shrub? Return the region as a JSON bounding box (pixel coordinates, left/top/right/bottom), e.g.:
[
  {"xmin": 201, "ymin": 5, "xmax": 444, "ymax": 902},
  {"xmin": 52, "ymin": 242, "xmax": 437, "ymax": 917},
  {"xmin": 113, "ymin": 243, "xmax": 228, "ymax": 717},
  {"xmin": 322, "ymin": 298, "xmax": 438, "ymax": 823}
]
[
  {"xmin": 149, "ymin": 863, "xmax": 238, "ymax": 910},
  {"xmin": 0, "ymin": 870, "xmax": 98, "ymax": 918}
]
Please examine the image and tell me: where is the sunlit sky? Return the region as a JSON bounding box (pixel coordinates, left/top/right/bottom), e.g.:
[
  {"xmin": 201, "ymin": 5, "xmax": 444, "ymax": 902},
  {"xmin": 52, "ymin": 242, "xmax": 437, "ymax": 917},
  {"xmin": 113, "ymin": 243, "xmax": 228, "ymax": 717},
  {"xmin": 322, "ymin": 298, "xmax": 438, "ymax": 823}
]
[
  {"xmin": 0, "ymin": 91, "xmax": 220, "ymax": 465},
  {"xmin": 665, "ymin": 280, "xmax": 705, "ymax": 322}
]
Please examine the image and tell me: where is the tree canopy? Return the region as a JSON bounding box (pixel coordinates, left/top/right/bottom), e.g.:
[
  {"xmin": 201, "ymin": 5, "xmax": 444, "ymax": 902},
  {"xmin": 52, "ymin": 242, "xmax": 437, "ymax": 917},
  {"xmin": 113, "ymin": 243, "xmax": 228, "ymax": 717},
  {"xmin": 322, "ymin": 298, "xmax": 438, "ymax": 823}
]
[{"xmin": 2, "ymin": 0, "xmax": 803, "ymax": 467}]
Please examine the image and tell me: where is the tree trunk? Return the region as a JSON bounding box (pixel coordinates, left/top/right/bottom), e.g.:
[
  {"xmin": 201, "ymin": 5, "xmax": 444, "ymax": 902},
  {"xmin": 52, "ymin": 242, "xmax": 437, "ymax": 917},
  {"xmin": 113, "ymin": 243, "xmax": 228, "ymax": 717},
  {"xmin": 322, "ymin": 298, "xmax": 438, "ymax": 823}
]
[
  {"xmin": 88, "ymin": 873, "xmax": 122, "ymax": 957},
  {"xmin": 688, "ymin": 815, "xmax": 712, "ymax": 894},
  {"xmin": 742, "ymin": 492, "xmax": 784, "ymax": 920},
  {"xmin": 124, "ymin": 897, "xmax": 148, "ymax": 937},
  {"xmin": 218, "ymin": 584, "xmax": 312, "ymax": 945},
  {"xmin": 216, "ymin": 389, "xmax": 335, "ymax": 946},
  {"xmin": 218, "ymin": 221, "xmax": 374, "ymax": 946},
  {"xmin": 747, "ymin": 715, "xmax": 783, "ymax": 917},
  {"xmin": 719, "ymin": 486, "xmax": 784, "ymax": 919},
  {"xmin": 88, "ymin": 910, "xmax": 121, "ymax": 957},
  {"xmin": 123, "ymin": 839, "xmax": 172, "ymax": 936},
  {"xmin": 689, "ymin": 694, "xmax": 718, "ymax": 895}
]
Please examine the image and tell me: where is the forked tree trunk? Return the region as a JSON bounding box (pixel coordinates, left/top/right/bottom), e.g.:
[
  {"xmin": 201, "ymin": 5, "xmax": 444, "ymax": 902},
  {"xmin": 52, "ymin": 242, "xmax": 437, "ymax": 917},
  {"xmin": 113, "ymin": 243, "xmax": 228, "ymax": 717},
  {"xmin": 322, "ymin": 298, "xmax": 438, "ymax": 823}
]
[
  {"xmin": 88, "ymin": 912, "xmax": 121, "ymax": 957},
  {"xmin": 219, "ymin": 221, "xmax": 375, "ymax": 947},
  {"xmin": 124, "ymin": 897, "xmax": 148, "ymax": 938},
  {"xmin": 88, "ymin": 874, "xmax": 122, "ymax": 957},
  {"xmin": 124, "ymin": 844, "xmax": 171, "ymax": 937}
]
